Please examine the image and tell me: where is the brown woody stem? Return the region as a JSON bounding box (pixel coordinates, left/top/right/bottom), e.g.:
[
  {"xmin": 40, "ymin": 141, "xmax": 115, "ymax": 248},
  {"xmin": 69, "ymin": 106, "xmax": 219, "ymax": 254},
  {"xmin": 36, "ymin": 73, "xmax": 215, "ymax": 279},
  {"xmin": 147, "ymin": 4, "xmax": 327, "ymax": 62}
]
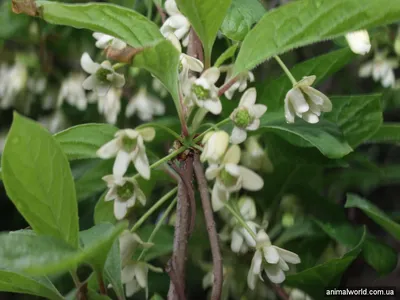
[
  {"xmin": 217, "ymin": 76, "xmax": 239, "ymax": 97},
  {"xmin": 193, "ymin": 153, "xmax": 223, "ymax": 300}
]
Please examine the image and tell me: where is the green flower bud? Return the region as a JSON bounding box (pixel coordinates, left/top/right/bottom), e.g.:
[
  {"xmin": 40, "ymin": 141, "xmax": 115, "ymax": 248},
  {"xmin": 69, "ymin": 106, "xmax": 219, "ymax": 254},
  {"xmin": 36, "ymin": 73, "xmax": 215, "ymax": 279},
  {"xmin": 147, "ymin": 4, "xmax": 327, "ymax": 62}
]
[
  {"xmin": 117, "ymin": 181, "xmax": 135, "ymax": 200},
  {"xmin": 234, "ymin": 108, "xmax": 252, "ymax": 128}
]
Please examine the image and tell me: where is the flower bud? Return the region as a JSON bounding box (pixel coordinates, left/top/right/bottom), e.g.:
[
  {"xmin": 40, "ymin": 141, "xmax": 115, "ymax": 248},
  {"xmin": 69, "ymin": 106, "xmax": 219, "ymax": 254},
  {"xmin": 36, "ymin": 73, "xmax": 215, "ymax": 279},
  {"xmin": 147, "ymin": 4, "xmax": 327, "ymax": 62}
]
[
  {"xmin": 345, "ymin": 30, "xmax": 371, "ymax": 55},
  {"xmin": 200, "ymin": 131, "xmax": 229, "ymax": 163},
  {"xmin": 238, "ymin": 196, "xmax": 257, "ymax": 220}
]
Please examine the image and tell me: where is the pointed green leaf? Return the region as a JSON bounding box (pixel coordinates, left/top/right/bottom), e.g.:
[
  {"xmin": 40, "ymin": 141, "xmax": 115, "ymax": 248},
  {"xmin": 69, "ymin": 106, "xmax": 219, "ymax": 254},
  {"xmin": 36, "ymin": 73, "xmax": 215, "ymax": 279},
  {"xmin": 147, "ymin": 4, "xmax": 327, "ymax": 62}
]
[
  {"xmin": 0, "ymin": 223, "xmax": 127, "ymax": 275},
  {"xmin": 285, "ymin": 228, "xmax": 366, "ymax": 299},
  {"xmin": 259, "ymin": 112, "xmax": 352, "ymax": 158},
  {"xmin": 214, "ymin": 43, "xmax": 239, "ymax": 67},
  {"xmin": 54, "ymin": 124, "xmax": 117, "ymax": 160},
  {"xmin": 104, "ymin": 240, "xmax": 125, "ymax": 300},
  {"xmin": 368, "ymin": 123, "xmax": 400, "ymax": 144},
  {"xmin": 0, "ymin": 268, "xmax": 63, "ymax": 300},
  {"xmin": 94, "ymin": 193, "xmax": 117, "ymax": 225},
  {"xmin": 2, "ymin": 113, "xmax": 79, "ymax": 248},
  {"xmin": 234, "ymin": 0, "xmax": 400, "ymax": 75},
  {"xmin": 35, "ymin": 1, "xmax": 163, "ymax": 48},
  {"xmin": 345, "ymin": 194, "xmax": 400, "ymax": 240},
  {"xmin": 176, "ymin": 0, "xmax": 232, "ymax": 62},
  {"xmin": 325, "ymin": 95, "xmax": 382, "ymax": 147},
  {"xmin": 221, "ymin": 0, "xmax": 266, "ymax": 41},
  {"xmin": 258, "ymin": 48, "xmax": 354, "ymax": 111}
]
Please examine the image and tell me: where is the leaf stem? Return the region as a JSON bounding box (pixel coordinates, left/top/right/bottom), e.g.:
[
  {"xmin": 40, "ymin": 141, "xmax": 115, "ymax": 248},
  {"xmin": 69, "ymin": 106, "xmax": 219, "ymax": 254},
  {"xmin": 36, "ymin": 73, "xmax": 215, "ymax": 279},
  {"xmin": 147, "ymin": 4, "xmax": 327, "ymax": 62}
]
[
  {"xmin": 132, "ymin": 147, "xmax": 187, "ymax": 180},
  {"xmin": 112, "ymin": 62, "xmax": 127, "ymax": 70},
  {"xmin": 130, "ymin": 187, "xmax": 178, "ymax": 233},
  {"xmin": 193, "ymin": 118, "xmax": 231, "ymax": 143},
  {"xmin": 224, "ymin": 203, "xmax": 257, "ymax": 240},
  {"xmin": 218, "ymin": 76, "xmax": 239, "ymax": 97},
  {"xmin": 137, "ymin": 197, "xmax": 177, "ymax": 261},
  {"xmin": 274, "ymin": 55, "xmax": 297, "ymax": 85}
]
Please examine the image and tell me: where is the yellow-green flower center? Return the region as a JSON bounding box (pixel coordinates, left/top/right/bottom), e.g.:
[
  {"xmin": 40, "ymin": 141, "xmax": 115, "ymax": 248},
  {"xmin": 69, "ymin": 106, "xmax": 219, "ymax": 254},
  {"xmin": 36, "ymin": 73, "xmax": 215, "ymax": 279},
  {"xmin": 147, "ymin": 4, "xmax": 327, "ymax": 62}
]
[
  {"xmin": 117, "ymin": 181, "xmax": 135, "ymax": 201},
  {"xmin": 219, "ymin": 169, "xmax": 238, "ymax": 187},
  {"xmin": 234, "ymin": 108, "xmax": 252, "ymax": 128},
  {"xmin": 192, "ymin": 84, "xmax": 210, "ymax": 100},
  {"xmin": 178, "ymin": 62, "xmax": 183, "ymax": 73},
  {"xmin": 96, "ymin": 67, "xmax": 112, "ymax": 82},
  {"xmin": 122, "ymin": 136, "xmax": 137, "ymax": 152}
]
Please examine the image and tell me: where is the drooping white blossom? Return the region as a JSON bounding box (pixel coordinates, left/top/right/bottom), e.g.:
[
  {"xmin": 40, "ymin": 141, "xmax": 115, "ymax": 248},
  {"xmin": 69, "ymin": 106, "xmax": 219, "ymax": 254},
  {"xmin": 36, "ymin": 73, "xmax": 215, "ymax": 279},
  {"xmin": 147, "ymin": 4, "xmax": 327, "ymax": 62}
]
[
  {"xmin": 160, "ymin": 0, "xmax": 190, "ymax": 46},
  {"xmin": 206, "ymin": 145, "xmax": 264, "ymax": 211},
  {"xmin": 247, "ymin": 230, "xmax": 300, "ymax": 289},
  {"xmin": 200, "ymin": 130, "xmax": 230, "ymax": 164},
  {"xmin": 289, "ymin": 288, "xmax": 313, "ymax": 300},
  {"xmin": 152, "ymin": 78, "xmax": 168, "ymax": 98},
  {"xmin": 167, "ymin": 33, "xmax": 204, "ymax": 87},
  {"xmin": 229, "ymin": 88, "xmax": 267, "ymax": 144},
  {"xmin": 121, "ymin": 262, "xmax": 149, "ymax": 297},
  {"xmin": 359, "ymin": 52, "xmax": 399, "ymax": 88},
  {"xmin": 119, "ymin": 230, "xmax": 149, "ymax": 265},
  {"xmin": 0, "ymin": 63, "xmax": 28, "ymax": 109},
  {"xmin": 238, "ymin": 196, "xmax": 257, "ymax": 221},
  {"xmin": 220, "ymin": 65, "xmax": 255, "ymax": 100},
  {"xmin": 93, "ymin": 32, "xmax": 127, "ymax": 50},
  {"xmin": 97, "ymin": 128, "xmax": 155, "ymax": 179},
  {"xmin": 345, "ymin": 30, "xmax": 371, "ymax": 55},
  {"xmin": 96, "ymin": 87, "xmax": 122, "ymax": 124},
  {"xmin": 241, "ymin": 136, "xmax": 274, "ymax": 173},
  {"xmin": 80, "ymin": 52, "xmax": 125, "ymax": 96},
  {"xmin": 27, "ymin": 76, "xmax": 47, "ymax": 95},
  {"xmin": 284, "ymin": 76, "xmax": 332, "ymax": 124},
  {"xmin": 189, "ymin": 67, "xmax": 222, "ymax": 115},
  {"xmin": 126, "ymin": 87, "xmax": 165, "ymax": 121},
  {"xmin": 57, "ymin": 73, "xmax": 89, "ymax": 111},
  {"xmin": 102, "ymin": 174, "xmax": 146, "ymax": 220}
]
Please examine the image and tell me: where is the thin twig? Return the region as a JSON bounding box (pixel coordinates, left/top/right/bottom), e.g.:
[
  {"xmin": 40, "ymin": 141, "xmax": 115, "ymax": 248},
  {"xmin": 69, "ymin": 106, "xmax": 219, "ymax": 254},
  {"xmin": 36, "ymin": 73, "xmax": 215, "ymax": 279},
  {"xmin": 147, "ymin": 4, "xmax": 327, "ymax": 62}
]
[
  {"xmin": 217, "ymin": 76, "xmax": 239, "ymax": 97},
  {"xmin": 97, "ymin": 272, "xmax": 107, "ymax": 295},
  {"xmin": 193, "ymin": 153, "xmax": 223, "ymax": 300},
  {"xmin": 156, "ymin": 4, "xmax": 166, "ymax": 23},
  {"xmin": 166, "ymin": 259, "xmax": 186, "ymax": 300},
  {"xmin": 272, "ymin": 284, "xmax": 290, "ymax": 300}
]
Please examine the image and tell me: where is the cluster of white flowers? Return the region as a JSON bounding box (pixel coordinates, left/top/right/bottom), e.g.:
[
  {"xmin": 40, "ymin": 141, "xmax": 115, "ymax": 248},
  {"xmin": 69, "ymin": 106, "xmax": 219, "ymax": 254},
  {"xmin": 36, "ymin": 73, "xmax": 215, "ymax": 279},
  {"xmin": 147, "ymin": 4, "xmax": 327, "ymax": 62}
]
[
  {"xmin": 161, "ymin": 0, "xmax": 190, "ymax": 46},
  {"xmin": 97, "ymin": 128, "xmax": 155, "ymax": 220},
  {"xmin": 118, "ymin": 230, "xmax": 162, "ymax": 297},
  {"xmin": 0, "ymin": 62, "xmax": 28, "ymax": 109},
  {"xmin": 201, "ymin": 131, "xmax": 264, "ymax": 211},
  {"xmin": 359, "ymin": 52, "xmax": 399, "ymax": 88}
]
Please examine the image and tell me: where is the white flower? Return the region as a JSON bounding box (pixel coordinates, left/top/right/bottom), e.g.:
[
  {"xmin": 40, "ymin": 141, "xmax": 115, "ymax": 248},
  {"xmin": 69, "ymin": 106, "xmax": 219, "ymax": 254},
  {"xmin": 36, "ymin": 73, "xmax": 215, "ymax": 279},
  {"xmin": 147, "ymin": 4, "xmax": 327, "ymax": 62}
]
[
  {"xmin": 27, "ymin": 76, "xmax": 47, "ymax": 95},
  {"xmin": 119, "ymin": 230, "xmax": 149, "ymax": 265},
  {"xmin": 93, "ymin": 32, "xmax": 127, "ymax": 50},
  {"xmin": 206, "ymin": 145, "xmax": 264, "ymax": 211},
  {"xmin": 247, "ymin": 230, "xmax": 300, "ymax": 289},
  {"xmin": 102, "ymin": 175, "xmax": 146, "ymax": 220},
  {"xmin": 200, "ymin": 130, "xmax": 230, "ymax": 164},
  {"xmin": 57, "ymin": 73, "xmax": 89, "ymax": 110},
  {"xmin": 229, "ymin": 88, "xmax": 267, "ymax": 144},
  {"xmin": 0, "ymin": 63, "xmax": 28, "ymax": 109},
  {"xmin": 359, "ymin": 52, "xmax": 399, "ymax": 88},
  {"xmin": 220, "ymin": 65, "xmax": 255, "ymax": 100},
  {"xmin": 345, "ymin": 30, "xmax": 371, "ymax": 55},
  {"xmin": 80, "ymin": 52, "xmax": 125, "ymax": 96},
  {"xmin": 241, "ymin": 137, "xmax": 274, "ymax": 173},
  {"xmin": 152, "ymin": 78, "xmax": 168, "ymax": 98},
  {"xmin": 121, "ymin": 262, "xmax": 149, "ymax": 297},
  {"xmin": 167, "ymin": 33, "xmax": 204, "ymax": 86},
  {"xmin": 284, "ymin": 76, "xmax": 332, "ymax": 124},
  {"xmin": 97, "ymin": 88, "xmax": 122, "ymax": 124},
  {"xmin": 238, "ymin": 196, "xmax": 257, "ymax": 221},
  {"xmin": 97, "ymin": 128, "xmax": 155, "ymax": 179},
  {"xmin": 231, "ymin": 221, "xmax": 258, "ymax": 253},
  {"xmin": 161, "ymin": 0, "xmax": 190, "ymax": 47},
  {"xmin": 189, "ymin": 67, "xmax": 222, "ymax": 115},
  {"xmin": 126, "ymin": 88, "xmax": 165, "ymax": 121}
]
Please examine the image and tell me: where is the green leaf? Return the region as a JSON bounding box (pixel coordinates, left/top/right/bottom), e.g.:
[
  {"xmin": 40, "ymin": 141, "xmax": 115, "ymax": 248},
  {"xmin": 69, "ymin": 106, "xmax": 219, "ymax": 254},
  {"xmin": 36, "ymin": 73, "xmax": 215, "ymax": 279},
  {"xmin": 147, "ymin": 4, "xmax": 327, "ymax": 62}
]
[
  {"xmin": 88, "ymin": 289, "xmax": 112, "ymax": 300},
  {"xmin": 2, "ymin": 113, "xmax": 79, "ymax": 248},
  {"xmin": 234, "ymin": 0, "xmax": 400, "ymax": 75},
  {"xmin": 259, "ymin": 112, "xmax": 352, "ymax": 158},
  {"xmin": 54, "ymin": 124, "xmax": 117, "ymax": 160},
  {"xmin": 133, "ymin": 39, "xmax": 181, "ymax": 112},
  {"xmin": 80, "ymin": 223, "xmax": 126, "ymax": 272},
  {"xmin": 75, "ymin": 160, "xmax": 113, "ymax": 201},
  {"xmin": 221, "ymin": 0, "xmax": 265, "ymax": 41},
  {"xmin": 285, "ymin": 228, "xmax": 366, "ymax": 299},
  {"xmin": 0, "ymin": 2, "xmax": 29, "ymax": 39},
  {"xmin": 214, "ymin": 43, "xmax": 239, "ymax": 67},
  {"xmin": 368, "ymin": 123, "xmax": 400, "ymax": 144},
  {"xmin": 35, "ymin": 1, "xmax": 163, "ymax": 48},
  {"xmin": 0, "ymin": 223, "xmax": 127, "ymax": 275},
  {"xmin": 176, "ymin": 0, "xmax": 232, "ymax": 63},
  {"xmin": 258, "ymin": 48, "xmax": 354, "ymax": 111},
  {"xmin": 94, "ymin": 193, "xmax": 117, "ymax": 225},
  {"xmin": 0, "ymin": 268, "xmax": 63, "ymax": 300},
  {"xmin": 345, "ymin": 194, "xmax": 400, "ymax": 240},
  {"xmin": 104, "ymin": 240, "xmax": 126, "ymax": 300},
  {"xmin": 325, "ymin": 95, "xmax": 382, "ymax": 147}
]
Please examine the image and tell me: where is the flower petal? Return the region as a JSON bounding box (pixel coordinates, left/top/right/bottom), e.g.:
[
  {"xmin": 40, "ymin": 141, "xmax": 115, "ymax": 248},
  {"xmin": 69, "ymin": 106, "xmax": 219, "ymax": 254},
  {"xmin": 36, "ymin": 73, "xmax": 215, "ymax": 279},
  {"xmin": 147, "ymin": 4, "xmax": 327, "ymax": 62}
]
[
  {"xmin": 113, "ymin": 150, "xmax": 131, "ymax": 177},
  {"xmin": 275, "ymin": 246, "xmax": 301, "ymax": 264},
  {"xmin": 246, "ymin": 119, "xmax": 260, "ymax": 131},
  {"xmin": 203, "ymin": 99, "xmax": 222, "ymax": 115},
  {"xmin": 239, "ymin": 166, "xmax": 264, "ymax": 191},
  {"xmin": 138, "ymin": 127, "xmax": 156, "ymax": 142},
  {"xmin": 97, "ymin": 139, "xmax": 119, "ymax": 158},
  {"xmin": 121, "ymin": 264, "xmax": 136, "ymax": 283},
  {"xmin": 114, "ymin": 200, "xmax": 128, "ymax": 220},
  {"xmin": 231, "ymin": 230, "xmax": 244, "ymax": 253},
  {"xmin": 82, "ymin": 75, "xmax": 96, "ymax": 91},
  {"xmin": 239, "ymin": 87, "xmax": 257, "ymax": 107},
  {"xmin": 288, "ymin": 88, "xmax": 309, "ymax": 114},
  {"xmin": 223, "ymin": 145, "xmax": 241, "ymax": 165},
  {"xmin": 252, "ymin": 250, "xmax": 263, "ymax": 275},
  {"xmin": 80, "ymin": 52, "xmax": 99, "ymax": 74},
  {"xmin": 184, "ymin": 55, "xmax": 204, "ymax": 73},
  {"xmin": 251, "ymin": 104, "xmax": 267, "ymax": 119},
  {"xmin": 134, "ymin": 264, "xmax": 148, "ymax": 288},
  {"xmin": 125, "ymin": 279, "xmax": 141, "ymax": 297},
  {"xmin": 134, "ymin": 151, "xmax": 151, "ymax": 180},
  {"xmin": 265, "ymin": 264, "xmax": 286, "ymax": 284},
  {"xmin": 205, "ymin": 164, "xmax": 220, "ymax": 180},
  {"xmin": 264, "ymin": 246, "xmax": 280, "ymax": 264},
  {"xmin": 202, "ymin": 67, "xmax": 220, "ymax": 84},
  {"xmin": 211, "ymin": 183, "xmax": 228, "ymax": 211},
  {"xmin": 230, "ymin": 126, "xmax": 247, "ymax": 144}
]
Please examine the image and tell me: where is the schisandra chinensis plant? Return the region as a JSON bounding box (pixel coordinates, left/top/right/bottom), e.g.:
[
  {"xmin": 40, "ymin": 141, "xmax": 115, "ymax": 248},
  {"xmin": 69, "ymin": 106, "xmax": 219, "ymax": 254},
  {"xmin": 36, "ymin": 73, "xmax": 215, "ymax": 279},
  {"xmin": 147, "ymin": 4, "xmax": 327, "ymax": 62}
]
[{"xmin": 1, "ymin": 0, "xmax": 400, "ymax": 299}]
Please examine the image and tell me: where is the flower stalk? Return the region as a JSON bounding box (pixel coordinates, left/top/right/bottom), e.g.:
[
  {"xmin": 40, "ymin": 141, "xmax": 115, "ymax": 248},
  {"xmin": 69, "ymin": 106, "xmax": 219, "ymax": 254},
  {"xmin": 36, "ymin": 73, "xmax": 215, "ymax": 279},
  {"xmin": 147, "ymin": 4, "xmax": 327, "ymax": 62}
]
[{"xmin": 274, "ymin": 55, "xmax": 297, "ymax": 85}]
